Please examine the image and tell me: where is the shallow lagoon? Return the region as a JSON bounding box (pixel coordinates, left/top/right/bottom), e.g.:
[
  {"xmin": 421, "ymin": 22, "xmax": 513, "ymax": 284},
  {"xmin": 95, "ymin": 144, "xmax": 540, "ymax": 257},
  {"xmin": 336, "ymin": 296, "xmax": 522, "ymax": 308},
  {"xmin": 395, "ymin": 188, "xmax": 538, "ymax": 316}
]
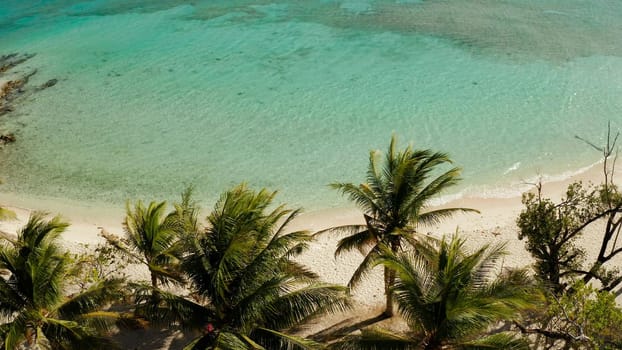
[{"xmin": 1, "ymin": 0, "xmax": 621, "ymax": 209}]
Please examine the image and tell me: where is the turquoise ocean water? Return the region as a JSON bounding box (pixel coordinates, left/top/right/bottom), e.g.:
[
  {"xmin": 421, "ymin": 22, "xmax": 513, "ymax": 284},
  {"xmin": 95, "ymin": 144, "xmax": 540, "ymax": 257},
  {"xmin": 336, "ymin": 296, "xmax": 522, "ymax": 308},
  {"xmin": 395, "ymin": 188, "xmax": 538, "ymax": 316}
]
[{"xmin": 1, "ymin": 0, "xmax": 622, "ymax": 210}]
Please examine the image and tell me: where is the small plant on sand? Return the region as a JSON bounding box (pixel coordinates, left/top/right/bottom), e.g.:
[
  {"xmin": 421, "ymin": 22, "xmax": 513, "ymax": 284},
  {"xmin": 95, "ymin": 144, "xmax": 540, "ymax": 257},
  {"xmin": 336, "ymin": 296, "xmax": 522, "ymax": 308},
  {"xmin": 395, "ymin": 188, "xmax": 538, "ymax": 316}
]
[{"xmin": 67, "ymin": 242, "xmax": 134, "ymax": 293}]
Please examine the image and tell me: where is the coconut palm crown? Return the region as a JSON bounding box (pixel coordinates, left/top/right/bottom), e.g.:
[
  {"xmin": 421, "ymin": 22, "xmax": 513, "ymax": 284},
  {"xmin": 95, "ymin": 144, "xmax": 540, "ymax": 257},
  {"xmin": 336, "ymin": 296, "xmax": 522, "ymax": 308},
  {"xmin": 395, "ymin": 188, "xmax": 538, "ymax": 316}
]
[
  {"xmin": 139, "ymin": 184, "xmax": 350, "ymax": 349},
  {"xmin": 104, "ymin": 199, "xmax": 185, "ymax": 290},
  {"xmin": 323, "ymin": 135, "xmax": 477, "ymax": 316},
  {"xmin": 0, "ymin": 213, "xmax": 123, "ymax": 349},
  {"xmin": 332, "ymin": 235, "xmax": 540, "ymax": 350}
]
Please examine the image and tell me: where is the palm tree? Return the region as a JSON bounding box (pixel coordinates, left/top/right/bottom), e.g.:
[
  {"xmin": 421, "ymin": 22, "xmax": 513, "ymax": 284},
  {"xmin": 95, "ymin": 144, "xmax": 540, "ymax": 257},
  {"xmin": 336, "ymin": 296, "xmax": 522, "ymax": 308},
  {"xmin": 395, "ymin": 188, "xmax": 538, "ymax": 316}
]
[
  {"xmin": 333, "ymin": 235, "xmax": 539, "ymax": 350},
  {"xmin": 103, "ymin": 199, "xmax": 185, "ymax": 291},
  {"xmin": 171, "ymin": 186, "xmax": 201, "ymax": 237},
  {"xmin": 139, "ymin": 184, "xmax": 350, "ymax": 349},
  {"xmin": 0, "ymin": 213, "xmax": 123, "ymax": 349},
  {"xmin": 323, "ymin": 135, "xmax": 476, "ymax": 316}
]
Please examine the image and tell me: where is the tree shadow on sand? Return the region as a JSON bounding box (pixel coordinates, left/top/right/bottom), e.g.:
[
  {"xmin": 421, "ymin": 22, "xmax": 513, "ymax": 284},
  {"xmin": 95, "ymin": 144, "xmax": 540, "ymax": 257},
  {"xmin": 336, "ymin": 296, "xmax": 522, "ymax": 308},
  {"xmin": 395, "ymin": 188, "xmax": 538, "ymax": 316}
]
[
  {"xmin": 309, "ymin": 313, "xmax": 390, "ymax": 343},
  {"xmin": 112, "ymin": 327, "xmax": 197, "ymax": 350}
]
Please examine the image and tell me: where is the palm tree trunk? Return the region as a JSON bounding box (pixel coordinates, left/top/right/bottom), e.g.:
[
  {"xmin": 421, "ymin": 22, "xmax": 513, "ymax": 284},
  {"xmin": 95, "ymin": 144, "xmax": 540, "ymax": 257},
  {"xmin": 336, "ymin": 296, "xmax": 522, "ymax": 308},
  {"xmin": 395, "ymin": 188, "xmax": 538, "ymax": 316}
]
[
  {"xmin": 151, "ymin": 273, "xmax": 160, "ymax": 302},
  {"xmin": 384, "ymin": 265, "xmax": 394, "ymax": 317},
  {"xmin": 384, "ymin": 239, "xmax": 400, "ymax": 317}
]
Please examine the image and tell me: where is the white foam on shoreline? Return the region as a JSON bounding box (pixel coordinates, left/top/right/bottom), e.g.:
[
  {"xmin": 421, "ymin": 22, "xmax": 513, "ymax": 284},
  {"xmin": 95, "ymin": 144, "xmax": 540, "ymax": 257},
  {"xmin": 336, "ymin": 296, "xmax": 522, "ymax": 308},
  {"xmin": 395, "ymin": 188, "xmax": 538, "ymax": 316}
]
[
  {"xmin": 428, "ymin": 159, "xmax": 604, "ymax": 206},
  {"xmin": 0, "ymin": 159, "xmax": 606, "ymax": 224},
  {"xmin": 502, "ymin": 161, "xmax": 521, "ymax": 175}
]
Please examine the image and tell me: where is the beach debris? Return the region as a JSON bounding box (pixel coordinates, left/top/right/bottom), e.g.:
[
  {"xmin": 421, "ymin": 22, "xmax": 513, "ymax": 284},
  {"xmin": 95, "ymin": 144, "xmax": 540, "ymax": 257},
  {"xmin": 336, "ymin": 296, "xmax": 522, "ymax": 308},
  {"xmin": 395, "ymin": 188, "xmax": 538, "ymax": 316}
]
[
  {"xmin": 39, "ymin": 78, "xmax": 58, "ymax": 90},
  {"xmin": 97, "ymin": 226, "xmax": 119, "ymax": 243},
  {"xmin": 0, "ymin": 133, "xmax": 16, "ymax": 144},
  {"xmin": 491, "ymin": 225, "xmax": 502, "ymax": 236}
]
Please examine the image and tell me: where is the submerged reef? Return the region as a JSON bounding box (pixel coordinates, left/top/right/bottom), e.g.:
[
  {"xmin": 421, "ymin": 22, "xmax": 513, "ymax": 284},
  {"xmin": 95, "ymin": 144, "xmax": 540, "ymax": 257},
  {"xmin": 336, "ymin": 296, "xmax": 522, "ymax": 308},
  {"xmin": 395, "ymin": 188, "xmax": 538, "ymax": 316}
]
[{"xmin": 0, "ymin": 53, "xmax": 58, "ymax": 145}]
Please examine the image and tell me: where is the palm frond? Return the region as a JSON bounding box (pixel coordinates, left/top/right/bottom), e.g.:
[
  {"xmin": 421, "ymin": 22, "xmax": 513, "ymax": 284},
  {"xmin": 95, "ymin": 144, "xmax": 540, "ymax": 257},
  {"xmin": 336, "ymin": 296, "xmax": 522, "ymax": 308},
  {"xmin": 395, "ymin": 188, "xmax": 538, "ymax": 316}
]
[
  {"xmin": 375, "ymin": 234, "xmax": 539, "ymax": 346},
  {"xmin": 458, "ymin": 332, "xmax": 529, "ymax": 350},
  {"xmin": 147, "ymin": 262, "xmax": 186, "ymax": 286},
  {"xmin": 330, "ymin": 183, "xmax": 381, "ymax": 216},
  {"xmin": 31, "ymin": 244, "xmax": 68, "ymax": 310},
  {"xmin": 212, "ymin": 230, "xmax": 257, "ymax": 299},
  {"xmin": 122, "ymin": 198, "xmax": 187, "ymax": 291},
  {"xmin": 417, "ymin": 207, "xmax": 480, "ymax": 227},
  {"xmin": 335, "ymin": 229, "xmax": 376, "ymax": 257},
  {"xmin": 272, "ymin": 208, "xmax": 303, "ymax": 237},
  {"xmin": 173, "ymin": 185, "xmax": 201, "ymax": 234},
  {"xmin": 263, "ymin": 283, "xmax": 351, "ymax": 330},
  {"xmin": 76, "ymin": 311, "xmax": 121, "ymax": 333},
  {"xmin": 409, "ymin": 167, "xmax": 463, "ymax": 210},
  {"xmin": 0, "ymin": 274, "xmax": 27, "ymax": 316},
  {"xmin": 43, "ymin": 317, "xmax": 118, "ymax": 350},
  {"xmin": 131, "ymin": 283, "xmax": 211, "ymax": 328},
  {"xmin": 256, "ymin": 327, "xmax": 323, "ymax": 350},
  {"xmin": 347, "ymin": 244, "xmax": 382, "ymax": 289},
  {"xmin": 2, "ymin": 314, "xmax": 28, "ymax": 350},
  {"xmin": 184, "ymin": 331, "xmax": 252, "ymax": 350},
  {"xmin": 470, "ymin": 242, "xmax": 509, "ymax": 288},
  {"xmin": 18, "ymin": 212, "xmax": 68, "ymax": 251},
  {"xmin": 0, "ymin": 243, "xmax": 19, "ymax": 272},
  {"xmin": 56, "ymin": 278, "xmax": 124, "ymax": 320},
  {"xmin": 313, "ymin": 224, "xmax": 367, "ymax": 239},
  {"xmin": 237, "ymin": 230, "xmax": 314, "ymax": 295},
  {"xmin": 185, "ymin": 331, "xmax": 263, "ymax": 350},
  {"xmin": 99, "ymin": 230, "xmax": 144, "ymax": 263},
  {"xmin": 376, "ymin": 250, "xmax": 437, "ymax": 329},
  {"xmin": 282, "ymin": 261, "xmax": 320, "ymax": 280},
  {"xmin": 240, "ymin": 334, "xmax": 268, "ymax": 349},
  {"xmin": 367, "ymin": 149, "xmax": 386, "ymax": 204},
  {"xmin": 124, "ymin": 200, "xmax": 180, "ymax": 255},
  {"xmin": 476, "ymin": 269, "xmax": 542, "ymax": 312},
  {"xmin": 234, "ymin": 274, "xmax": 293, "ymax": 332}
]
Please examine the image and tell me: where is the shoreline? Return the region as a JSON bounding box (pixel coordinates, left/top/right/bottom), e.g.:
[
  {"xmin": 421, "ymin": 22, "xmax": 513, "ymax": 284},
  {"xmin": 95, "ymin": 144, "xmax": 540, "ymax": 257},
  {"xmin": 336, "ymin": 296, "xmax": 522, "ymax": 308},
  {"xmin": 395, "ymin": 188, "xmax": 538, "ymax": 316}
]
[
  {"xmin": 3, "ymin": 155, "xmax": 622, "ymax": 346},
  {"xmin": 0, "ymin": 157, "xmax": 610, "ymax": 245},
  {"xmin": 0, "ymin": 158, "xmax": 615, "ymax": 306},
  {"xmin": 0, "ymin": 156, "xmax": 608, "ymax": 230}
]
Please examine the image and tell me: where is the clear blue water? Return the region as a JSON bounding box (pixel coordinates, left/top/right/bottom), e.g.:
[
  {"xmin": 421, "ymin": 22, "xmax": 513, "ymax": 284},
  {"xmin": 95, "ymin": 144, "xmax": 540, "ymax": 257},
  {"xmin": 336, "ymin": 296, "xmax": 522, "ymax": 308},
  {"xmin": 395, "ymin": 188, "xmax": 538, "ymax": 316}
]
[{"xmin": 1, "ymin": 0, "xmax": 622, "ymax": 209}]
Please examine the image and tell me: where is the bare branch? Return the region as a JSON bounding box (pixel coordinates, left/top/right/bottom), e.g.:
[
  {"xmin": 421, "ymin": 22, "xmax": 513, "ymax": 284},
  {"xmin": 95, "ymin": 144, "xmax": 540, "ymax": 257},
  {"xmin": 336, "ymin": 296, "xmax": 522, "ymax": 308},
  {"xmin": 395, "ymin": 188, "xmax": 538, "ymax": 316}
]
[{"xmin": 574, "ymin": 135, "xmax": 604, "ymax": 153}]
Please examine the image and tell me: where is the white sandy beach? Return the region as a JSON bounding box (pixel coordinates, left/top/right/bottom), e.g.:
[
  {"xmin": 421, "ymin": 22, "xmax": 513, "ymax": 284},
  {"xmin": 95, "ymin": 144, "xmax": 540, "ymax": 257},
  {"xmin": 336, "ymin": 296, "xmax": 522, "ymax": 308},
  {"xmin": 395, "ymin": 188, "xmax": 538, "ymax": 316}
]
[{"xmin": 1, "ymin": 160, "xmax": 621, "ymax": 347}]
